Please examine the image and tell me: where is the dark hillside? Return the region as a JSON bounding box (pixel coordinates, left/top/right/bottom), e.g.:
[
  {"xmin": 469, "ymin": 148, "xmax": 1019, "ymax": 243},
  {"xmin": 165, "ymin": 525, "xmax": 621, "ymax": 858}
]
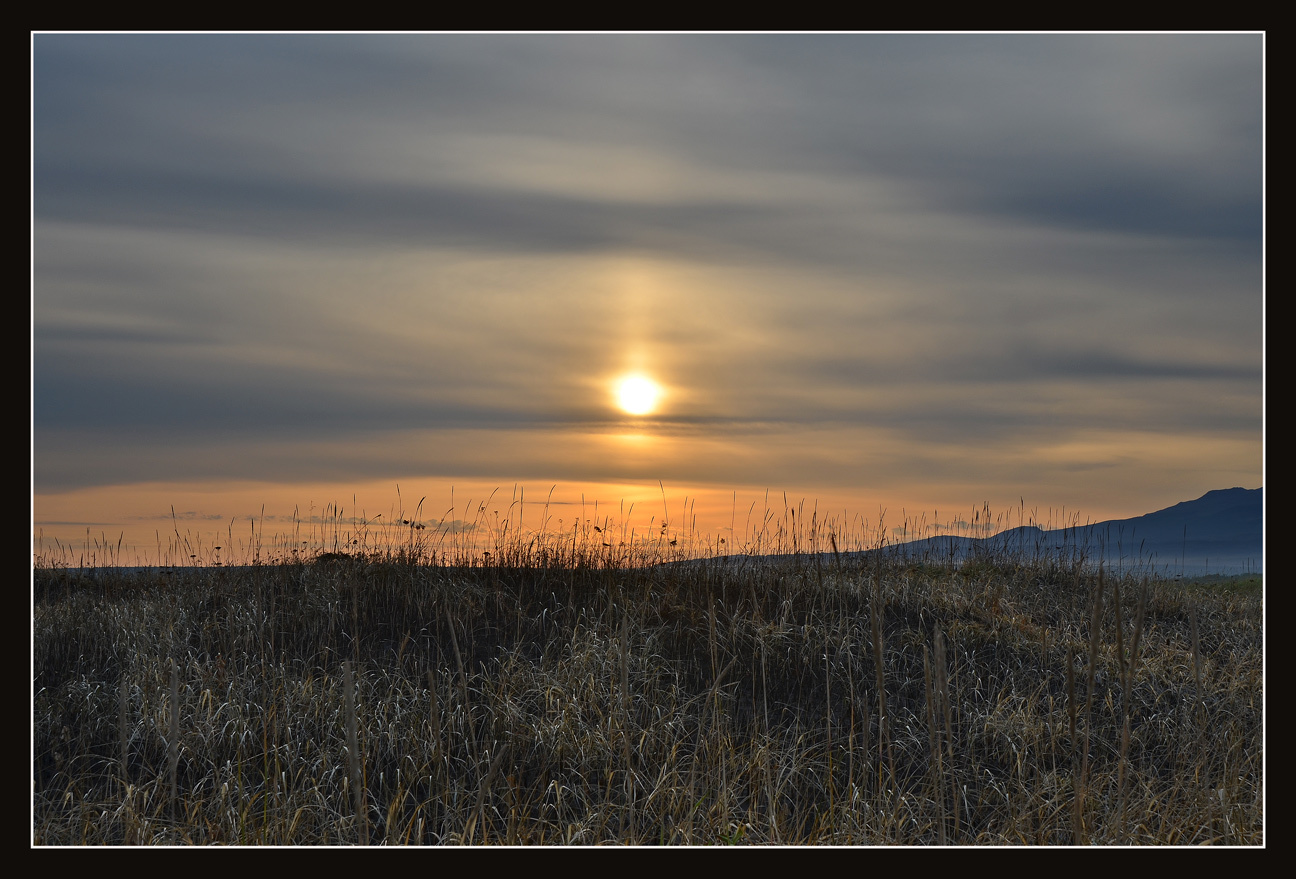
[{"xmin": 33, "ymin": 547, "xmax": 1262, "ymax": 845}]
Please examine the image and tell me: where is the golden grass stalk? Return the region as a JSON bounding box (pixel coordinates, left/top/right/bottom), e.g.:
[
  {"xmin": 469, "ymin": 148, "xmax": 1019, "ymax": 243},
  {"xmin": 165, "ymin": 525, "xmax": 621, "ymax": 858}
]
[
  {"xmin": 344, "ymin": 660, "xmax": 368, "ymax": 845},
  {"xmin": 169, "ymin": 658, "xmax": 179, "ymax": 819}
]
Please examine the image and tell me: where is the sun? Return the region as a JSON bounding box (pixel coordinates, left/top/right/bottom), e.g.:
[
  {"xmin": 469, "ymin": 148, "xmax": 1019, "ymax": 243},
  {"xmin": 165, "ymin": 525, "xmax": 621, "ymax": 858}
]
[{"xmin": 615, "ymin": 374, "xmax": 662, "ymax": 416}]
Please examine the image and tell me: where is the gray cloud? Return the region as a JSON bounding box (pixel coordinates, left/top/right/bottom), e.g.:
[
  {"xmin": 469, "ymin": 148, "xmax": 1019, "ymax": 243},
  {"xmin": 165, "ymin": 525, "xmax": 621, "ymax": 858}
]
[
  {"xmin": 35, "ymin": 34, "xmax": 1261, "ymax": 253},
  {"xmin": 33, "ymin": 34, "xmax": 1263, "ymax": 529}
]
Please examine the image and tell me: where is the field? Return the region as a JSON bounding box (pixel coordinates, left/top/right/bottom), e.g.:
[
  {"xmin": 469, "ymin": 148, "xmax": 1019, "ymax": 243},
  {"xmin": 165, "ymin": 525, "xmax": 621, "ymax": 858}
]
[{"xmin": 32, "ymin": 514, "xmax": 1263, "ymax": 845}]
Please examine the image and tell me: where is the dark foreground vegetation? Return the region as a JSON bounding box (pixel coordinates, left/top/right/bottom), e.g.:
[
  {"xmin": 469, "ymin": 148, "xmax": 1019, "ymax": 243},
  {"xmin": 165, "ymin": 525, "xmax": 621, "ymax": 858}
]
[{"xmin": 33, "ymin": 542, "xmax": 1262, "ymax": 845}]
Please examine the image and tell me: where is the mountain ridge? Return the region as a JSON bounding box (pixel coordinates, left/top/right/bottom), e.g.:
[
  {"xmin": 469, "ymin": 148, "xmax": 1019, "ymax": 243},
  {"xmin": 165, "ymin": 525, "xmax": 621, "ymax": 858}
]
[{"xmin": 860, "ymin": 487, "xmax": 1262, "ymax": 576}]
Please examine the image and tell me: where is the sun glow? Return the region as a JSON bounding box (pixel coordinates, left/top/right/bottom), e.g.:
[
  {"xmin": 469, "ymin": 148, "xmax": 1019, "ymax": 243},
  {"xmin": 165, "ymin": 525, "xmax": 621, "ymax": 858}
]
[{"xmin": 615, "ymin": 374, "xmax": 662, "ymax": 416}]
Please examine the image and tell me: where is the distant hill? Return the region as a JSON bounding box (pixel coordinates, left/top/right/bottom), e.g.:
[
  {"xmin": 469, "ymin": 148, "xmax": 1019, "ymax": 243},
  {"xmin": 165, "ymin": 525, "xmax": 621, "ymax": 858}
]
[{"xmin": 857, "ymin": 487, "xmax": 1262, "ymax": 576}]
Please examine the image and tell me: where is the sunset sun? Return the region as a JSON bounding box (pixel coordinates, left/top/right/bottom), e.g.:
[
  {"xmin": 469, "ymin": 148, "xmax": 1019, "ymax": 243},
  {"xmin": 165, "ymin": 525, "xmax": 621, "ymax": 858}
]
[{"xmin": 615, "ymin": 374, "xmax": 662, "ymax": 415}]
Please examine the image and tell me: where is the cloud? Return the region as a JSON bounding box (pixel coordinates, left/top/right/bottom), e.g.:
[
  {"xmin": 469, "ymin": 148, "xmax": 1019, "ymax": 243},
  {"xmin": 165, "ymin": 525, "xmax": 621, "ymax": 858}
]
[{"xmin": 33, "ymin": 34, "xmax": 1263, "ymax": 524}]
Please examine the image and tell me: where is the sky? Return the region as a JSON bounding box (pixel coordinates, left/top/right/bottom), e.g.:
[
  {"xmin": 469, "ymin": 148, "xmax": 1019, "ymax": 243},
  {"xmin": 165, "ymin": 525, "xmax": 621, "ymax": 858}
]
[{"xmin": 32, "ymin": 33, "xmax": 1264, "ymax": 563}]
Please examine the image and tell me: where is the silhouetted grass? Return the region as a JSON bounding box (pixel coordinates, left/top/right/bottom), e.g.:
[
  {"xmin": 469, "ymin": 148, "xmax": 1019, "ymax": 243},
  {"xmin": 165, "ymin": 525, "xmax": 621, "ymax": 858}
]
[{"xmin": 32, "ymin": 508, "xmax": 1262, "ymax": 845}]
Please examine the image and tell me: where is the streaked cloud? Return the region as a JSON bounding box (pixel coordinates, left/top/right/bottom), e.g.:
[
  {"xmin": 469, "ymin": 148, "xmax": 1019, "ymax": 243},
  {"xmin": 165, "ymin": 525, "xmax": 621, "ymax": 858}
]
[{"xmin": 33, "ymin": 34, "xmax": 1262, "ymax": 550}]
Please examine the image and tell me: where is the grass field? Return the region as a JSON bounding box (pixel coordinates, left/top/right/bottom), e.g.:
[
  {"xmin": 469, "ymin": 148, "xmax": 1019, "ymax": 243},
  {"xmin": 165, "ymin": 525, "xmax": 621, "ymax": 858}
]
[{"xmin": 32, "ymin": 515, "xmax": 1263, "ymax": 845}]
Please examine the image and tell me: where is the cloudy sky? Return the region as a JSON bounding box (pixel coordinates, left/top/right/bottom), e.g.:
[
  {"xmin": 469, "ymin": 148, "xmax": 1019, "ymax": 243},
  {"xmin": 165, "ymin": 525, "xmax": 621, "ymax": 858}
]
[{"xmin": 32, "ymin": 34, "xmax": 1263, "ymax": 559}]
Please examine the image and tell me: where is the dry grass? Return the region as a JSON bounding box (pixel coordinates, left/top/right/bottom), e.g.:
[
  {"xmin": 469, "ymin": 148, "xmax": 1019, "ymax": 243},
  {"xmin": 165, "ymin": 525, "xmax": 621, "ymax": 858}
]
[{"xmin": 32, "ymin": 514, "xmax": 1262, "ymax": 846}]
